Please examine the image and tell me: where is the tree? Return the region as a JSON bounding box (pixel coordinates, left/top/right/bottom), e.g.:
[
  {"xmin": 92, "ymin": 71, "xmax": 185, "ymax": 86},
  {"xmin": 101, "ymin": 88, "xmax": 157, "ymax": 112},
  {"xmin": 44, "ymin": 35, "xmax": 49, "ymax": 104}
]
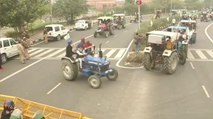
[
  {"xmin": 0, "ymin": 0, "xmax": 48, "ymax": 33},
  {"xmin": 53, "ymin": 0, "xmax": 88, "ymax": 24}
]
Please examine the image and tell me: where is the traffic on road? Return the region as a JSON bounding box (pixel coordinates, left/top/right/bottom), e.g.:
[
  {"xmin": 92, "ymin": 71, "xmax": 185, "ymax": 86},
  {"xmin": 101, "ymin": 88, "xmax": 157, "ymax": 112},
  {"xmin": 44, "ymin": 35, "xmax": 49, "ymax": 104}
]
[{"xmin": 0, "ymin": 0, "xmax": 213, "ymax": 119}]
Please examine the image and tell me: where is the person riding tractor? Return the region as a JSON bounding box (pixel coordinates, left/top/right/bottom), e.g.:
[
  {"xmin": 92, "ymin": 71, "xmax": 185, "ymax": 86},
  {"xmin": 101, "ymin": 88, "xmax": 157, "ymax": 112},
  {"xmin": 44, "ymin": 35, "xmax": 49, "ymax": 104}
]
[
  {"xmin": 113, "ymin": 14, "xmax": 126, "ymax": 29},
  {"xmin": 94, "ymin": 16, "xmax": 114, "ymax": 38}
]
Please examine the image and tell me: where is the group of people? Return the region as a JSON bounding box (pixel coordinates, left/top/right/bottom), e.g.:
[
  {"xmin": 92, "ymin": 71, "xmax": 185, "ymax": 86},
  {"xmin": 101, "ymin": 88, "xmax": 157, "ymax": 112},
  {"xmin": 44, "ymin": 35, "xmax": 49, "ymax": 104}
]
[
  {"xmin": 65, "ymin": 37, "xmax": 94, "ymax": 69},
  {"xmin": 1, "ymin": 100, "xmax": 45, "ymax": 119}
]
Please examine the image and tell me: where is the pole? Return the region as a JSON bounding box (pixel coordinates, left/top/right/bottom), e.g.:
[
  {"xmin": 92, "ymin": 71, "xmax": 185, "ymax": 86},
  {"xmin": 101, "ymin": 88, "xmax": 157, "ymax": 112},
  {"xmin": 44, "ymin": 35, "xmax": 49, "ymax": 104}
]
[
  {"xmin": 50, "ymin": 0, "xmax": 53, "ymax": 23},
  {"xmin": 138, "ymin": 5, "xmax": 140, "ymax": 30}
]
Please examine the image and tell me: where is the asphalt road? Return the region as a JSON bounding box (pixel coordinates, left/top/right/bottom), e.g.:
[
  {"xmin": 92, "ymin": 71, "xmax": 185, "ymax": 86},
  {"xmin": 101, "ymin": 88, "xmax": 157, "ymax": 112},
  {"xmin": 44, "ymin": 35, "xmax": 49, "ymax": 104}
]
[{"xmin": 1, "ymin": 19, "xmax": 213, "ymax": 119}]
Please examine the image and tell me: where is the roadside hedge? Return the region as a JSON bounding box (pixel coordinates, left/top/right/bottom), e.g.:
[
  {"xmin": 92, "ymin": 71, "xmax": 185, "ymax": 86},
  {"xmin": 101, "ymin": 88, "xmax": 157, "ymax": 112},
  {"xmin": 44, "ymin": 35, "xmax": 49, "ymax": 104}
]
[{"xmin": 126, "ymin": 15, "xmax": 181, "ymax": 63}]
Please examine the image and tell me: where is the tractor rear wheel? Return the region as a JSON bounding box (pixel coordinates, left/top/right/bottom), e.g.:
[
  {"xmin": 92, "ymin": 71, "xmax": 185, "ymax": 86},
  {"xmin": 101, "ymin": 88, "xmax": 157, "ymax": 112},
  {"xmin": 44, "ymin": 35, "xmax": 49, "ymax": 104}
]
[
  {"xmin": 61, "ymin": 59, "xmax": 78, "ymax": 81},
  {"xmin": 107, "ymin": 68, "xmax": 118, "ymax": 81},
  {"xmin": 88, "ymin": 75, "xmax": 102, "ymax": 89},
  {"xmin": 144, "ymin": 53, "xmax": 154, "ymax": 70},
  {"xmin": 163, "ymin": 52, "xmax": 178, "ymax": 74}
]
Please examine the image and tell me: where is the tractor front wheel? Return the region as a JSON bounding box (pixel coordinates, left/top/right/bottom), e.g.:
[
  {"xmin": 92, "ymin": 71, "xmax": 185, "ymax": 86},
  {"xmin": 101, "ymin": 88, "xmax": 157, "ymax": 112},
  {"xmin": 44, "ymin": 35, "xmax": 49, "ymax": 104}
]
[
  {"xmin": 107, "ymin": 68, "xmax": 118, "ymax": 81},
  {"xmin": 88, "ymin": 75, "xmax": 102, "ymax": 89},
  {"xmin": 163, "ymin": 52, "xmax": 178, "ymax": 74}
]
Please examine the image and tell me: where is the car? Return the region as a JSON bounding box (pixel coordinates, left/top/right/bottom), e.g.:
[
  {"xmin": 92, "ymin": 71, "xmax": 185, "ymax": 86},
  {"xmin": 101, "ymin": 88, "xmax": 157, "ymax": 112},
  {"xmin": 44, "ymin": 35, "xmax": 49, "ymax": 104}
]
[
  {"xmin": 45, "ymin": 24, "xmax": 70, "ymax": 41},
  {"xmin": 0, "ymin": 38, "xmax": 19, "ymax": 63},
  {"xmin": 74, "ymin": 20, "xmax": 91, "ymax": 30}
]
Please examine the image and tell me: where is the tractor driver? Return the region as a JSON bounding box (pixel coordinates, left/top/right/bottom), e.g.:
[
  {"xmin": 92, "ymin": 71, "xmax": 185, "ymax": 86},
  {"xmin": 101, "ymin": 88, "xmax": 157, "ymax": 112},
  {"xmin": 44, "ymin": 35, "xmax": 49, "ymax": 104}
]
[{"xmin": 165, "ymin": 36, "xmax": 174, "ymax": 50}]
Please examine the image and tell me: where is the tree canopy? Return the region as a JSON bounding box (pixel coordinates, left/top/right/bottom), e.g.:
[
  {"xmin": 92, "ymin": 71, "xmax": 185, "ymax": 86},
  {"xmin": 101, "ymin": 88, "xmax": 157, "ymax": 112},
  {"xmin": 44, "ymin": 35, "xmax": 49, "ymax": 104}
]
[
  {"xmin": 0, "ymin": 0, "xmax": 48, "ymax": 32},
  {"xmin": 53, "ymin": 0, "xmax": 88, "ymax": 24}
]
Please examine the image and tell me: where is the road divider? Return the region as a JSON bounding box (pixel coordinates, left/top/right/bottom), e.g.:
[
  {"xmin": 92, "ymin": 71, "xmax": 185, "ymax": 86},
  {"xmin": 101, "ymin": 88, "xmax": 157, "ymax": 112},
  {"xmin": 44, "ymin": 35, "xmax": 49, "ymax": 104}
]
[{"xmin": 205, "ymin": 22, "xmax": 213, "ymax": 44}]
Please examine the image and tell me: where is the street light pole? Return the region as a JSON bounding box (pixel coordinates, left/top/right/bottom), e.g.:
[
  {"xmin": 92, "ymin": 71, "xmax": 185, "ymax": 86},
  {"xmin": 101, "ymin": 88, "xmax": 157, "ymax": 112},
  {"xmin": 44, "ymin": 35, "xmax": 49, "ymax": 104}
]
[
  {"xmin": 50, "ymin": 0, "xmax": 53, "ymax": 23},
  {"xmin": 138, "ymin": 5, "xmax": 141, "ymax": 30}
]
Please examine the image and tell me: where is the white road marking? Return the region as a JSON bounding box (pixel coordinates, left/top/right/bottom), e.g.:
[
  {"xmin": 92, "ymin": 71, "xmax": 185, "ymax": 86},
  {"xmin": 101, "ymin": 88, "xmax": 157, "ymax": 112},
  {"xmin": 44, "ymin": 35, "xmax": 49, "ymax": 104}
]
[
  {"xmin": 28, "ymin": 48, "xmax": 38, "ymax": 53},
  {"xmin": 196, "ymin": 50, "xmax": 207, "ymax": 59},
  {"xmin": 115, "ymin": 49, "xmax": 126, "ymax": 59},
  {"xmin": 116, "ymin": 39, "xmax": 144, "ymax": 69},
  {"xmin": 204, "ymin": 22, "xmax": 213, "ymax": 44},
  {"xmin": 29, "ymin": 49, "xmax": 44, "ymax": 56},
  {"xmin": 202, "ymin": 85, "xmax": 210, "ymax": 98},
  {"xmin": 85, "ymin": 35, "xmax": 93, "ymax": 39},
  {"xmin": 206, "ymin": 50, "xmax": 213, "ymax": 58},
  {"xmin": 0, "ymin": 58, "xmax": 44, "ymax": 83},
  {"xmin": 47, "ymin": 82, "xmax": 62, "ymax": 95},
  {"xmin": 190, "ymin": 62, "xmax": 195, "ymax": 70},
  {"xmin": 106, "ymin": 49, "xmax": 116, "ymax": 58},
  {"xmin": 187, "ymin": 50, "xmax": 195, "ymax": 59},
  {"xmin": 105, "ymin": 41, "xmax": 110, "ymax": 44},
  {"xmin": 45, "ymin": 48, "xmax": 65, "ymax": 58},
  {"xmin": 34, "ymin": 49, "xmax": 53, "ymax": 58}
]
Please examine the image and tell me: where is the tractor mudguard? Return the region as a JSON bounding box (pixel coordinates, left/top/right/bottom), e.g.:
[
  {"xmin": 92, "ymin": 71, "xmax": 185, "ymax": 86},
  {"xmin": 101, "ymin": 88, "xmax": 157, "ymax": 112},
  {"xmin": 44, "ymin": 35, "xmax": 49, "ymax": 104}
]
[
  {"xmin": 61, "ymin": 57, "xmax": 75, "ymax": 63},
  {"xmin": 143, "ymin": 47, "xmax": 152, "ymax": 53},
  {"xmin": 162, "ymin": 50, "xmax": 173, "ymax": 57}
]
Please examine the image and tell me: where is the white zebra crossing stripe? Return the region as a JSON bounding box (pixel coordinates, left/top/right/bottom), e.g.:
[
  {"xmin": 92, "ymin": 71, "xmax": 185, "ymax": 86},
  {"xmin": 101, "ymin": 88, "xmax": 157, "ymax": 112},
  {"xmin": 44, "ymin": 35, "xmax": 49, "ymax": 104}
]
[
  {"xmin": 115, "ymin": 49, "xmax": 126, "ymax": 59},
  {"xmin": 105, "ymin": 49, "xmax": 116, "ymax": 58},
  {"xmin": 196, "ymin": 50, "xmax": 207, "ymax": 59},
  {"xmin": 27, "ymin": 48, "xmax": 126, "ymax": 60},
  {"xmin": 45, "ymin": 48, "xmax": 65, "ymax": 58},
  {"xmin": 188, "ymin": 50, "xmax": 194, "ymax": 59},
  {"xmin": 34, "ymin": 49, "xmax": 54, "ymax": 58},
  {"xmin": 29, "ymin": 49, "xmax": 44, "ymax": 56},
  {"xmin": 206, "ymin": 50, "xmax": 213, "ymax": 58}
]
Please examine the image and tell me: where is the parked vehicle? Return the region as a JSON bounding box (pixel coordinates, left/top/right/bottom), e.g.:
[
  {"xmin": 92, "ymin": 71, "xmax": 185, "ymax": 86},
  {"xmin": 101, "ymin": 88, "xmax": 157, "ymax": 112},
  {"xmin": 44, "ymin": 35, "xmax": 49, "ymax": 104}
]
[
  {"xmin": 45, "ymin": 24, "xmax": 70, "ymax": 41},
  {"xmin": 0, "ymin": 38, "xmax": 19, "ymax": 63},
  {"xmin": 74, "ymin": 20, "xmax": 91, "ymax": 30},
  {"xmin": 143, "ymin": 31, "xmax": 188, "ymax": 74},
  {"xmin": 94, "ymin": 17, "xmax": 114, "ymax": 38}
]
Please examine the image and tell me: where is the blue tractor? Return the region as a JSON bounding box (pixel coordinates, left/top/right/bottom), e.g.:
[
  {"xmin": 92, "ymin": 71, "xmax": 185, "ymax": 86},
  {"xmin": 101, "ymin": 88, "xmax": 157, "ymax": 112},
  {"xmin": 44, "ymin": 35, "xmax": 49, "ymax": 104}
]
[{"xmin": 61, "ymin": 44, "xmax": 118, "ymax": 89}]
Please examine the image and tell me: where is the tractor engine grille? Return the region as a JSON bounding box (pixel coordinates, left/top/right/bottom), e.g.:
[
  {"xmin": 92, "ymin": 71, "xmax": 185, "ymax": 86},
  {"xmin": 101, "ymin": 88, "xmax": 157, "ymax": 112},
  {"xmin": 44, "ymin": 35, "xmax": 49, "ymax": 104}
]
[{"xmin": 100, "ymin": 64, "xmax": 109, "ymax": 72}]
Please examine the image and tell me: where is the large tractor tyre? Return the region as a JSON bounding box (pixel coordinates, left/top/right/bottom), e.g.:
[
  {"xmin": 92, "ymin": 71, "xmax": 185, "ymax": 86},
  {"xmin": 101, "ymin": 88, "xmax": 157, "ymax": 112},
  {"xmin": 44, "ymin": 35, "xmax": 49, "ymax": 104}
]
[
  {"xmin": 88, "ymin": 75, "xmax": 102, "ymax": 89},
  {"xmin": 107, "ymin": 68, "xmax": 118, "ymax": 81},
  {"xmin": 1, "ymin": 53, "xmax": 7, "ymax": 63},
  {"xmin": 61, "ymin": 59, "xmax": 78, "ymax": 81},
  {"xmin": 143, "ymin": 53, "xmax": 154, "ymax": 70},
  {"xmin": 163, "ymin": 52, "xmax": 178, "ymax": 74},
  {"xmin": 179, "ymin": 52, "xmax": 187, "ymax": 65},
  {"xmin": 94, "ymin": 32, "xmax": 97, "ymax": 38},
  {"xmin": 191, "ymin": 33, "xmax": 196, "ymax": 44},
  {"xmin": 105, "ymin": 31, "xmax": 109, "ymax": 38}
]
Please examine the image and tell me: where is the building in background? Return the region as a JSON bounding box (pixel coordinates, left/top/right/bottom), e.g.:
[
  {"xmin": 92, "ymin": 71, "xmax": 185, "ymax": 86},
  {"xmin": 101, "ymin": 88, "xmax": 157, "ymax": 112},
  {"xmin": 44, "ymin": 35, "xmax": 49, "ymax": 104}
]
[{"xmin": 87, "ymin": 0, "xmax": 125, "ymax": 10}]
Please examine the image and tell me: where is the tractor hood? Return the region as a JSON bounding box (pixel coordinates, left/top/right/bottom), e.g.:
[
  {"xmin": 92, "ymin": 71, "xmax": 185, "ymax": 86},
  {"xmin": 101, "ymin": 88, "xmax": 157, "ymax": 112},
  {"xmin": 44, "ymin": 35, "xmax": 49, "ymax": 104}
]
[{"xmin": 84, "ymin": 55, "xmax": 109, "ymax": 65}]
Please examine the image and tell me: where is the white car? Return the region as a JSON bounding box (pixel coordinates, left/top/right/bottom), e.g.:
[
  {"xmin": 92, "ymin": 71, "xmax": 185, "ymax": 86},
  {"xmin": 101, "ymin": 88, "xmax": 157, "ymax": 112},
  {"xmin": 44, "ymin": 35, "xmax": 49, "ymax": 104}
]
[
  {"xmin": 0, "ymin": 38, "xmax": 19, "ymax": 63},
  {"xmin": 45, "ymin": 24, "xmax": 70, "ymax": 41},
  {"xmin": 74, "ymin": 20, "xmax": 91, "ymax": 30}
]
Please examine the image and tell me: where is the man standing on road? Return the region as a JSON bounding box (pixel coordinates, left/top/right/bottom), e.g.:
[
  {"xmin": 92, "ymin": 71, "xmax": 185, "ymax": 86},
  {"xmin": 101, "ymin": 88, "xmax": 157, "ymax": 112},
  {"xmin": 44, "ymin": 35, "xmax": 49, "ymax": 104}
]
[
  {"xmin": 43, "ymin": 28, "xmax": 48, "ymax": 43},
  {"xmin": 134, "ymin": 32, "xmax": 142, "ymax": 53},
  {"xmin": 0, "ymin": 44, "xmax": 3, "ymax": 70}
]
